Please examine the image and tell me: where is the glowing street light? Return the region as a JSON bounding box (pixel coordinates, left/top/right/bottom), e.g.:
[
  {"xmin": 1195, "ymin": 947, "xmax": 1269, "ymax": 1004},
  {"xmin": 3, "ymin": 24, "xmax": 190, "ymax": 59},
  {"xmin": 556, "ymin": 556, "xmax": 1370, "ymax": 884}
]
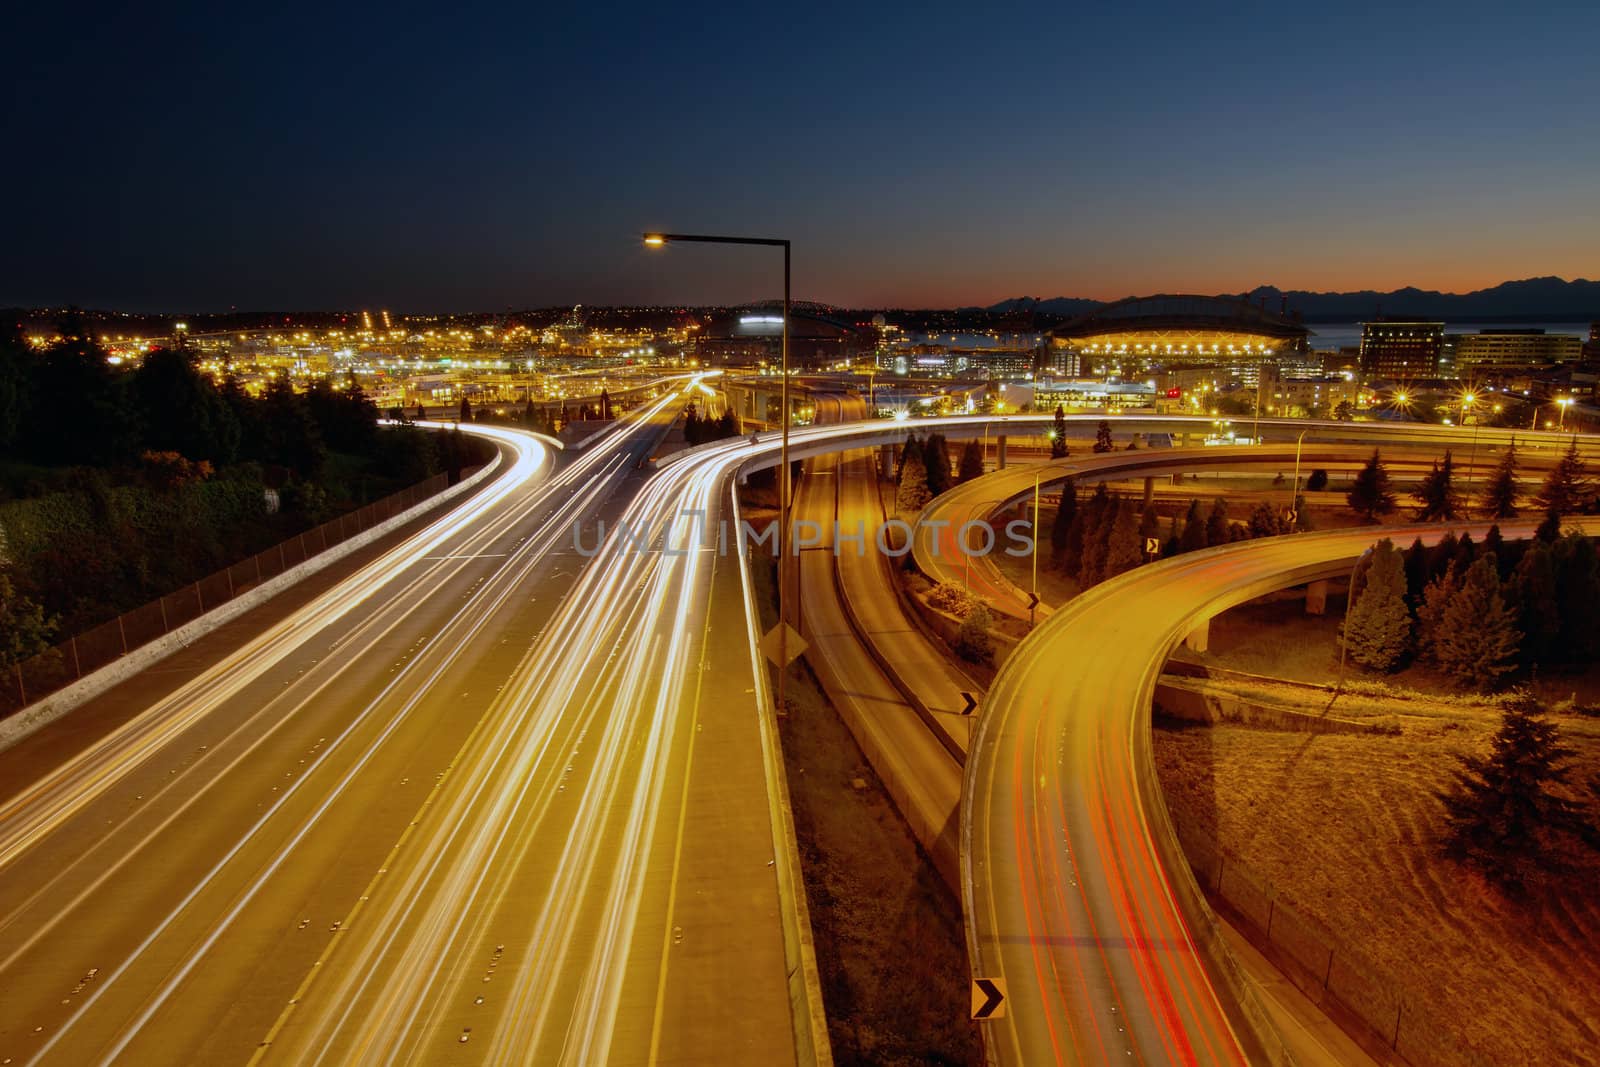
[{"xmin": 643, "ymin": 229, "xmax": 795, "ymax": 708}]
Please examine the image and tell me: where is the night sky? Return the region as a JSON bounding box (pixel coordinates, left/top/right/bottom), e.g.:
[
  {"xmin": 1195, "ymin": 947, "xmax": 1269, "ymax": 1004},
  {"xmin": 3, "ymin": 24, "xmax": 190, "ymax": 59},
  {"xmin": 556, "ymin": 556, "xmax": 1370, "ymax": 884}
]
[{"xmin": 5, "ymin": 2, "xmax": 1597, "ymax": 312}]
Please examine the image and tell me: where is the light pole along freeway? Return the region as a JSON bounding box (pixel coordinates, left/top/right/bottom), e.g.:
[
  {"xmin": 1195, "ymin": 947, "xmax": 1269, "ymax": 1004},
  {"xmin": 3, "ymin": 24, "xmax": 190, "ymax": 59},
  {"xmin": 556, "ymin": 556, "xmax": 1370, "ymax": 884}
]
[
  {"xmin": 964, "ymin": 515, "xmax": 1596, "ymax": 1067},
  {"xmin": 0, "ymin": 392, "xmax": 697, "ymax": 1065}
]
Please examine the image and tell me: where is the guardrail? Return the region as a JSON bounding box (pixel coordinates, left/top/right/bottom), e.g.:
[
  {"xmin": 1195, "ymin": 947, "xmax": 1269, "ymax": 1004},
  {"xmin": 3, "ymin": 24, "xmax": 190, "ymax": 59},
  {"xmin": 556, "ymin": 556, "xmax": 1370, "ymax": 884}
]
[{"xmin": 2, "ymin": 471, "xmax": 458, "ymax": 719}]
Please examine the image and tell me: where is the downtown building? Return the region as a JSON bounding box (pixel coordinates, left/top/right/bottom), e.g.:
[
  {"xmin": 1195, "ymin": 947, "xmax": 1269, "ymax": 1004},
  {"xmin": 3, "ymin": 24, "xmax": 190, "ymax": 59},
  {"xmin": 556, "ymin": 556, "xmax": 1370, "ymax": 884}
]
[{"xmin": 1359, "ymin": 321, "xmax": 1444, "ymax": 381}]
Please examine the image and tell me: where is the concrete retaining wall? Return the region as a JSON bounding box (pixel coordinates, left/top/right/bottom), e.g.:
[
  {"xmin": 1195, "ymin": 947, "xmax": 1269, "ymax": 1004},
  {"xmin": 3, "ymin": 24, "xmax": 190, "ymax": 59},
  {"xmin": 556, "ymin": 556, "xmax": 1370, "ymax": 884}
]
[{"xmin": 1154, "ymin": 679, "xmax": 1381, "ymax": 735}]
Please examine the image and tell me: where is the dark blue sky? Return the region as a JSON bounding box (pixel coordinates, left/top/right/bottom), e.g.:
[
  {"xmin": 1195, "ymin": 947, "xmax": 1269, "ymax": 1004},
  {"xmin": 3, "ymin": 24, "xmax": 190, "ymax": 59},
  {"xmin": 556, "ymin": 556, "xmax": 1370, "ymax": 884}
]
[{"xmin": 5, "ymin": 1, "xmax": 1597, "ymax": 311}]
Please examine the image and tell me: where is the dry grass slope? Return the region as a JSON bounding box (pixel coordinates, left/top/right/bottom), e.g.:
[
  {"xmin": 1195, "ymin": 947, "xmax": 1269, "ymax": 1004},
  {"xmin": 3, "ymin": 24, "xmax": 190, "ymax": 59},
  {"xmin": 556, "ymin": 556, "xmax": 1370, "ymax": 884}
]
[{"xmin": 1154, "ymin": 713, "xmax": 1600, "ymax": 1066}]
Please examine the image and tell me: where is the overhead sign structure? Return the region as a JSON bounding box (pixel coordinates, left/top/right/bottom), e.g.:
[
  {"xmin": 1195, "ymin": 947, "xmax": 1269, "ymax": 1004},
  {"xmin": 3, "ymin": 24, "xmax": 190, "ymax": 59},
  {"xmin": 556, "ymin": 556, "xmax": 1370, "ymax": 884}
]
[
  {"xmin": 971, "ymin": 977, "xmax": 1007, "ymax": 1020},
  {"xmin": 759, "ymin": 622, "xmax": 807, "ymax": 668}
]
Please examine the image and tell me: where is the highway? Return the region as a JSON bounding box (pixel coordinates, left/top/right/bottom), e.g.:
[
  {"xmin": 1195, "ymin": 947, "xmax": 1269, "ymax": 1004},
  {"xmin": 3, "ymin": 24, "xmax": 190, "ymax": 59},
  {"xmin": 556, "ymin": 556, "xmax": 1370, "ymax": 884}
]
[
  {"xmin": 2, "ymin": 400, "xmax": 1586, "ymax": 1065},
  {"xmin": 965, "ymin": 516, "xmax": 1590, "ymax": 1067},
  {"xmin": 0, "ymin": 392, "xmax": 797, "ymax": 1065},
  {"xmin": 913, "ymin": 441, "xmax": 1568, "ymax": 621}
]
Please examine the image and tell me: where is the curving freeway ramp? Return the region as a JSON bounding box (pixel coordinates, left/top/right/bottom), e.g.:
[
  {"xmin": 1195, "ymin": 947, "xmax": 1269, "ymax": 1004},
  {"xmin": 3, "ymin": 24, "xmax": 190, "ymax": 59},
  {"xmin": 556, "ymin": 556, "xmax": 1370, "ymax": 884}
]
[{"xmin": 963, "ymin": 517, "xmax": 1588, "ymax": 1066}]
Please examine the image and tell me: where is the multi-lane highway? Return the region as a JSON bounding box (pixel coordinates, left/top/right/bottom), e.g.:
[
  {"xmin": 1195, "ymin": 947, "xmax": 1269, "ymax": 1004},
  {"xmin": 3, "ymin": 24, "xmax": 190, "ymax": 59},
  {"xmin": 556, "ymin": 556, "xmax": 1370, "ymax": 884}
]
[
  {"xmin": 914, "ymin": 440, "xmax": 1571, "ymax": 621},
  {"xmin": 5, "ymin": 398, "xmax": 1589, "ymax": 1066},
  {"xmin": 965, "ymin": 515, "xmax": 1597, "ymax": 1066},
  {"xmin": 0, "ymin": 392, "xmax": 816, "ymax": 1065}
]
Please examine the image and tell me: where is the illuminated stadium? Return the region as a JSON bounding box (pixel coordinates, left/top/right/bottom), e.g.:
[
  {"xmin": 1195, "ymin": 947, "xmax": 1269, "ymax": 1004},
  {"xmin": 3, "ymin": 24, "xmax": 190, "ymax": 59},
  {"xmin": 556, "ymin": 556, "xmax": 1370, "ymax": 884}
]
[{"xmin": 1050, "ymin": 294, "xmax": 1311, "ymax": 365}]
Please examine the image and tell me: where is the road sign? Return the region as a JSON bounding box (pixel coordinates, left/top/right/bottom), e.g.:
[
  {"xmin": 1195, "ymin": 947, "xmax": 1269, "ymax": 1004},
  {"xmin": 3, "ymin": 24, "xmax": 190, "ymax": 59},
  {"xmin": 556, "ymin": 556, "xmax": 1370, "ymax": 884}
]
[
  {"xmin": 759, "ymin": 622, "xmax": 807, "ymax": 668},
  {"xmin": 1144, "ymin": 536, "xmax": 1161, "ymax": 555},
  {"xmin": 971, "ymin": 977, "xmax": 1006, "ymax": 1019},
  {"xmin": 1026, "ymin": 592, "xmax": 1040, "ymax": 610},
  {"xmin": 960, "ymin": 691, "xmax": 978, "ymax": 715}
]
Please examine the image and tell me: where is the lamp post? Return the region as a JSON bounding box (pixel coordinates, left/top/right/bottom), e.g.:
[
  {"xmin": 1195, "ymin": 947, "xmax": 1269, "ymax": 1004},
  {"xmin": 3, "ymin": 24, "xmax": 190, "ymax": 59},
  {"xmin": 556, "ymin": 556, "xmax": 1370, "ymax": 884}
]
[
  {"xmin": 644, "ymin": 231, "xmax": 792, "ymax": 708},
  {"xmin": 1031, "ymin": 471, "xmax": 1042, "ymax": 629},
  {"xmin": 1461, "ymin": 391, "xmax": 1481, "ymax": 497},
  {"xmin": 1558, "ymin": 396, "xmax": 1573, "ymax": 432},
  {"xmin": 1289, "ymin": 427, "xmax": 1309, "ymax": 526}
]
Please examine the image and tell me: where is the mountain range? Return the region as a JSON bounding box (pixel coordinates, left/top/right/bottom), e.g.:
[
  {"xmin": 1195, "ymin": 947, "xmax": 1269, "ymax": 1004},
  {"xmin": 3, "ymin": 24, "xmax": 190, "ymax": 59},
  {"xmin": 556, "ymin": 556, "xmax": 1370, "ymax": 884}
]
[{"xmin": 988, "ymin": 277, "xmax": 1600, "ymax": 323}]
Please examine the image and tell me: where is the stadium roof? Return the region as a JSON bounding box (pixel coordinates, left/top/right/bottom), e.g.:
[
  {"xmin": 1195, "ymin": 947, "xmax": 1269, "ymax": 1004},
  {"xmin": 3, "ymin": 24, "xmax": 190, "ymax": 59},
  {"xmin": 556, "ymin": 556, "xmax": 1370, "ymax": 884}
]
[{"xmin": 1051, "ymin": 294, "xmax": 1310, "ymax": 342}]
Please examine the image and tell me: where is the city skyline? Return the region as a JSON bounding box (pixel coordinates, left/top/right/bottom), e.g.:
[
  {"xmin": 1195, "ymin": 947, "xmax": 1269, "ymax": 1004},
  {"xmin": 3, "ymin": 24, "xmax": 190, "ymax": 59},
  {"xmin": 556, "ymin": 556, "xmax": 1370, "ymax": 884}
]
[{"xmin": 6, "ymin": 2, "xmax": 1598, "ymax": 312}]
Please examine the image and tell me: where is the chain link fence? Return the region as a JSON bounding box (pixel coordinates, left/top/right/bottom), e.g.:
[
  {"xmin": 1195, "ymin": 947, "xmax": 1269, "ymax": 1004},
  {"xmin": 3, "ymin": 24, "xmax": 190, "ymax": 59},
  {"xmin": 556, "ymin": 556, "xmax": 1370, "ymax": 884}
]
[
  {"xmin": 1172, "ymin": 816, "xmax": 1494, "ymax": 1067},
  {"xmin": 2, "ymin": 472, "xmax": 451, "ymax": 719}
]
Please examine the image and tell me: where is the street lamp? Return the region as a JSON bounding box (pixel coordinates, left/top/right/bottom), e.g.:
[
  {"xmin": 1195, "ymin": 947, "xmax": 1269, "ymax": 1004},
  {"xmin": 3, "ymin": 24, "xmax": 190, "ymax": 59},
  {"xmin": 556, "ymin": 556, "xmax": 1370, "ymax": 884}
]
[
  {"xmin": 1289, "ymin": 427, "xmax": 1309, "ymax": 525},
  {"xmin": 644, "ymin": 231, "xmax": 794, "ymax": 708},
  {"xmin": 1461, "ymin": 392, "xmax": 1482, "ymax": 497},
  {"xmin": 1031, "ymin": 471, "xmax": 1042, "ymax": 629},
  {"xmin": 1558, "ymin": 396, "xmax": 1573, "ymax": 432}
]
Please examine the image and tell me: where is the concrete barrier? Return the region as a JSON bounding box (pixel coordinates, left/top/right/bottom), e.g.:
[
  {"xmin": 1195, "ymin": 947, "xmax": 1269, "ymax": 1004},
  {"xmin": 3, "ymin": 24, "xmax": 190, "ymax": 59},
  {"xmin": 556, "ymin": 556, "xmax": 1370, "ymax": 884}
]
[
  {"xmin": 0, "ymin": 456, "xmax": 503, "ymax": 753},
  {"xmin": 1154, "ymin": 679, "xmax": 1383, "ymax": 735}
]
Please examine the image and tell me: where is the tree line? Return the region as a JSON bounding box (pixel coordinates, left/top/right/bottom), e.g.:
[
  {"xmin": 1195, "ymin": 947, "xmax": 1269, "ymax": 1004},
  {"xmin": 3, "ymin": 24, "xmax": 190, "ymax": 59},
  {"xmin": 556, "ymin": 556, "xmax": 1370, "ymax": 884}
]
[
  {"xmin": 0, "ymin": 319, "xmax": 476, "ymax": 668},
  {"xmin": 1048, "ymin": 482, "xmax": 1306, "ymax": 592},
  {"xmin": 1344, "ymin": 526, "xmax": 1598, "ymax": 691},
  {"xmin": 1346, "ymin": 439, "xmax": 1593, "ymax": 524}
]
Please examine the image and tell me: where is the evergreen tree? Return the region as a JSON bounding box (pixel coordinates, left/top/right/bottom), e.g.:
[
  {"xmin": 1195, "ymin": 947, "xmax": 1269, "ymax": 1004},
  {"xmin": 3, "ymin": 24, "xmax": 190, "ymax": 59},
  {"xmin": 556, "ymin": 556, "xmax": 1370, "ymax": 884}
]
[
  {"xmin": 1482, "ymin": 525, "xmax": 1508, "ymax": 576},
  {"xmin": 923, "ymin": 433, "xmax": 952, "ymax": 498},
  {"xmin": 1480, "ymin": 443, "xmax": 1521, "ymax": 519},
  {"xmin": 1535, "ymin": 507, "xmax": 1562, "ymax": 543},
  {"xmin": 1425, "ymin": 530, "xmax": 1460, "ymax": 585},
  {"xmin": 1439, "ymin": 692, "xmax": 1586, "ymax": 890},
  {"xmin": 1102, "ymin": 500, "xmax": 1144, "ymax": 580},
  {"xmin": 1163, "ymin": 514, "xmax": 1182, "ymax": 557},
  {"xmin": 1080, "ymin": 495, "xmax": 1121, "ymax": 586},
  {"xmin": 1050, "ymin": 477, "xmax": 1077, "ymax": 559},
  {"xmin": 1138, "ymin": 504, "xmax": 1160, "ymax": 546},
  {"xmin": 1050, "ymin": 404, "xmax": 1069, "ymax": 459},
  {"xmin": 1305, "ymin": 468, "xmax": 1330, "ymax": 491},
  {"xmin": 1552, "ymin": 533, "xmax": 1600, "ymax": 664},
  {"xmin": 897, "ymin": 445, "xmax": 932, "ymax": 512},
  {"xmin": 1511, "ymin": 541, "xmax": 1561, "ymax": 669},
  {"xmin": 1205, "ymin": 498, "xmax": 1231, "ymax": 546},
  {"xmin": 1432, "ymin": 556, "xmax": 1522, "ymax": 690},
  {"xmin": 895, "ymin": 433, "xmax": 919, "ymax": 482},
  {"xmin": 1067, "ymin": 485, "xmax": 1111, "ymax": 580},
  {"xmin": 131, "ymin": 347, "xmax": 241, "ymax": 464},
  {"xmin": 1402, "ymin": 536, "xmax": 1429, "ymax": 606},
  {"xmin": 1346, "ymin": 448, "xmax": 1397, "ymax": 521},
  {"xmin": 1247, "ymin": 501, "xmax": 1286, "ymax": 538},
  {"xmin": 683, "ymin": 409, "xmax": 702, "ymax": 445},
  {"xmin": 1093, "ymin": 420, "xmax": 1115, "ymax": 454},
  {"xmin": 1533, "ymin": 439, "xmax": 1590, "ymax": 518},
  {"xmin": 459, "ymin": 394, "xmax": 473, "ymax": 422},
  {"xmin": 1178, "ymin": 498, "xmax": 1209, "ymax": 554},
  {"xmin": 259, "ymin": 378, "xmax": 327, "ymax": 478},
  {"xmin": 957, "ymin": 440, "xmax": 985, "ymax": 484},
  {"xmin": 1343, "ymin": 538, "xmax": 1411, "ymax": 671},
  {"xmin": 1413, "ymin": 449, "xmax": 1463, "ymax": 521},
  {"xmin": 1416, "ymin": 563, "xmax": 1461, "ymax": 664}
]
